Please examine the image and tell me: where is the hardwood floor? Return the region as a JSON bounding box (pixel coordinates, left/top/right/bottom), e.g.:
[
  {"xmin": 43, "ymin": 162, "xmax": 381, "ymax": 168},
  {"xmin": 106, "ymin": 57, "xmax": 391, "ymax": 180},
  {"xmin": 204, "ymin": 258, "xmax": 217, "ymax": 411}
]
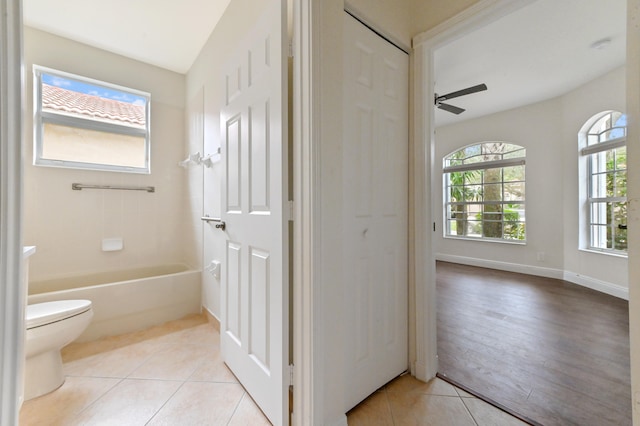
[{"xmin": 436, "ymin": 261, "xmax": 631, "ymax": 426}]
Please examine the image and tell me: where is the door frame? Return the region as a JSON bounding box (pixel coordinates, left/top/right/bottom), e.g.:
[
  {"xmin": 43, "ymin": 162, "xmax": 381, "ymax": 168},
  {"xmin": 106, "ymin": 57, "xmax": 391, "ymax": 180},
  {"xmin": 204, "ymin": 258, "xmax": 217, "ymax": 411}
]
[
  {"xmin": 411, "ymin": 0, "xmax": 535, "ymax": 382},
  {"xmin": 0, "ymin": 0, "xmax": 25, "ymax": 425},
  {"xmin": 291, "ymin": 1, "xmax": 321, "ymax": 424},
  {"xmin": 412, "ymin": 5, "xmax": 640, "ymax": 426}
]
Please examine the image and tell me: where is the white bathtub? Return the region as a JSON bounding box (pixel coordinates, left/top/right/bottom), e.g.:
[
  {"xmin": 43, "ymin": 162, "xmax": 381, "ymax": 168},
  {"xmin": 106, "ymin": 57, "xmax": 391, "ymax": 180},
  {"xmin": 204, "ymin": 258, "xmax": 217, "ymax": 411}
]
[{"xmin": 27, "ymin": 264, "xmax": 201, "ymax": 342}]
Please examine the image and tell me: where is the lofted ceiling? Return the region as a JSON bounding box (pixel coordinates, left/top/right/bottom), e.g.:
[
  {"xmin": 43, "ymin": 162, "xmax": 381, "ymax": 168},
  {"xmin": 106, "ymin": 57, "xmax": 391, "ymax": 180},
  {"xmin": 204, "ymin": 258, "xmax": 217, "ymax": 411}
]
[
  {"xmin": 434, "ymin": 0, "xmax": 627, "ymax": 127},
  {"xmin": 22, "ymin": 0, "xmax": 231, "ymax": 74}
]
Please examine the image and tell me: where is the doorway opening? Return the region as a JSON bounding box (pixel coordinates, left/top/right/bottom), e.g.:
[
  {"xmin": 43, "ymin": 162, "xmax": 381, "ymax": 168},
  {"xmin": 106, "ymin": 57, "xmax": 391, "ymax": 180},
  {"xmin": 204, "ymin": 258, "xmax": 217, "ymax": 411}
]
[{"xmin": 421, "ymin": 0, "xmax": 630, "ymax": 424}]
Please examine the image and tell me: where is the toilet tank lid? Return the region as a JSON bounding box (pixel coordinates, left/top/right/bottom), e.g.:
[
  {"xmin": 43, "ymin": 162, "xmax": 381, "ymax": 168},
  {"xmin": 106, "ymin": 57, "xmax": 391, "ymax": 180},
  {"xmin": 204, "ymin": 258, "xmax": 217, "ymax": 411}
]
[{"xmin": 26, "ymin": 300, "xmax": 92, "ymax": 329}]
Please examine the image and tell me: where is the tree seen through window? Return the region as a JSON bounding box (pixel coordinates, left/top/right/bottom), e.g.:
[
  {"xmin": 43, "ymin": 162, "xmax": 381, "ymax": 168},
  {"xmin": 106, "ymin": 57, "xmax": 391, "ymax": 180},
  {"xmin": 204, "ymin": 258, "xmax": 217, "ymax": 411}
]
[{"xmin": 444, "ymin": 142, "xmax": 526, "ymax": 241}]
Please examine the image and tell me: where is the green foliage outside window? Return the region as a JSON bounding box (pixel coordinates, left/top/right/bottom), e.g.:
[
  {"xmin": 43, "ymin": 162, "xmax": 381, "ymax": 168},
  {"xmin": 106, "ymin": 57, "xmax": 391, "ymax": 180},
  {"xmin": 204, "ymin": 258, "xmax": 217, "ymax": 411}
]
[{"xmin": 445, "ymin": 142, "xmax": 525, "ymax": 241}]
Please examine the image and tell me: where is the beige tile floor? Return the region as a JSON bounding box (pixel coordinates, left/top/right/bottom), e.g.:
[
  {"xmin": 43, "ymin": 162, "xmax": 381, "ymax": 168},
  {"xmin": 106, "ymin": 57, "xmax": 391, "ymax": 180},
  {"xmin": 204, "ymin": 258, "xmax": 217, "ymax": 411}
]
[
  {"xmin": 19, "ymin": 314, "xmax": 270, "ymax": 426},
  {"xmin": 347, "ymin": 374, "xmax": 529, "ymax": 426},
  {"xmin": 20, "ymin": 314, "xmax": 527, "ymax": 426}
]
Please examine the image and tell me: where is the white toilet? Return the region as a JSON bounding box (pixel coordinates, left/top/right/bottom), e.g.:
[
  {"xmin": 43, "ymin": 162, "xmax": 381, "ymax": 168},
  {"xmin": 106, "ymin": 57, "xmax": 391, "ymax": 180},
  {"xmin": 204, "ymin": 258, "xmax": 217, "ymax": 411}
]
[{"xmin": 24, "ymin": 300, "xmax": 93, "ymax": 400}]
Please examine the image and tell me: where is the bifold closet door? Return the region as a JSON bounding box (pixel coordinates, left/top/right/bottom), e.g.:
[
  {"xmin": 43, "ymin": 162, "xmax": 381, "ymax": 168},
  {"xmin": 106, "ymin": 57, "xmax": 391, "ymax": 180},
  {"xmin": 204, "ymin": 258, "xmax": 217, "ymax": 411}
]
[{"xmin": 342, "ymin": 12, "xmax": 410, "ymax": 411}]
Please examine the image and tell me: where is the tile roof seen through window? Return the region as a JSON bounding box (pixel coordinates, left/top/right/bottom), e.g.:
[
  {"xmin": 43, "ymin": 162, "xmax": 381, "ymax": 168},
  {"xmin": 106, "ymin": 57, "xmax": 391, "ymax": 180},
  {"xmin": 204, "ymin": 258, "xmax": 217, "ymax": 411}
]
[{"xmin": 42, "ymin": 83, "xmax": 146, "ymax": 128}]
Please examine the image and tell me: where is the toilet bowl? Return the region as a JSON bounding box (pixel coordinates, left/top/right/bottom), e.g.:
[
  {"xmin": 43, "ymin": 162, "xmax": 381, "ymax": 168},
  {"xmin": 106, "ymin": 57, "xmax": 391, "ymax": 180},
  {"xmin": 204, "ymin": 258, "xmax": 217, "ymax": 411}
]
[{"xmin": 24, "ymin": 300, "xmax": 93, "ymax": 400}]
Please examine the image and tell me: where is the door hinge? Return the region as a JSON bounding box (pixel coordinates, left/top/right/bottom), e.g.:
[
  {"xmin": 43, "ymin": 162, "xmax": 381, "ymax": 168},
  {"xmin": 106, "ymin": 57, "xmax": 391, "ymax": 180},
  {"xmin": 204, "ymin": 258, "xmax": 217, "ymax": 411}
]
[
  {"xmin": 289, "ymin": 364, "xmax": 295, "ymax": 387},
  {"xmin": 288, "ymin": 200, "xmax": 295, "ymax": 221},
  {"xmin": 433, "ymin": 222, "xmax": 436, "ymax": 232},
  {"xmin": 288, "ymin": 41, "xmax": 294, "ymax": 58}
]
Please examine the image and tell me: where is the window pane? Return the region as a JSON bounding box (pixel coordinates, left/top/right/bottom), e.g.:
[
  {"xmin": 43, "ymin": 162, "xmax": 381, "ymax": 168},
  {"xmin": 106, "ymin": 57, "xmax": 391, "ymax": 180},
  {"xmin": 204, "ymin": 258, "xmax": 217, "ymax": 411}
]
[
  {"xmin": 483, "ymin": 220, "xmax": 502, "ymax": 238},
  {"xmin": 463, "ymin": 185, "xmax": 482, "ymax": 202},
  {"xmin": 41, "ymin": 73, "xmax": 147, "ymax": 129},
  {"xmin": 616, "ymin": 146, "xmax": 627, "ymax": 169},
  {"xmin": 481, "ymin": 210, "xmax": 502, "ymax": 221},
  {"xmin": 446, "ymin": 219, "xmax": 458, "ymax": 235},
  {"xmin": 448, "ymin": 171, "xmax": 465, "ymax": 187},
  {"xmin": 584, "ymin": 111, "xmax": 627, "ymax": 253},
  {"xmin": 481, "ymin": 142, "xmax": 504, "ymax": 155},
  {"xmin": 591, "ymin": 224, "xmax": 609, "ymax": 249},
  {"xmin": 504, "ymin": 222, "xmax": 525, "ymax": 240},
  {"xmin": 483, "ymin": 167, "xmax": 502, "ymax": 182},
  {"xmin": 503, "ymin": 165, "xmax": 525, "ymax": 182},
  {"xmin": 464, "ymin": 145, "xmax": 481, "ymax": 158},
  {"xmin": 504, "ymin": 182, "xmax": 525, "ymax": 201},
  {"xmin": 465, "ymin": 220, "xmax": 482, "ymax": 237},
  {"xmin": 444, "ymin": 142, "xmax": 526, "ymax": 242},
  {"xmin": 483, "ymin": 184, "xmax": 502, "ymax": 201},
  {"xmin": 464, "ymin": 170, "xmax": 482, "ymax": 185},
  {"xmin": 590, "ymin": 173, "xmax": 608, "ymax": 198},
  {"xmin": 590, "ymin": 151, "xmax": 607, "ymax": 174},
  {"xmin": 613, "ymin": 170, "xmax": 626, "ymax": 198},
  {"xmin": 447, "ymin": 158, "xmax": 463, "ymax": 167},
  {"xmin": 613, "ymin": 202, "xmax": 627, "ymax": 250},
  {"xmin": 35, "ymin": 66, "xmax": 150, "ymax": 173},
  {"xmin": 42, "ymin": 123, "xmax": 146, "ymax": 168},
  {"xmin": 606, "ymin": 150, "xmax": 616, "ymax": 171},
  {"xmin": 590, "ymin": 202, "xmax": 608, "ymax": 226},
  {"xmin": 602, "ymin": 128, "xmax": 625, "ymax": 142}
]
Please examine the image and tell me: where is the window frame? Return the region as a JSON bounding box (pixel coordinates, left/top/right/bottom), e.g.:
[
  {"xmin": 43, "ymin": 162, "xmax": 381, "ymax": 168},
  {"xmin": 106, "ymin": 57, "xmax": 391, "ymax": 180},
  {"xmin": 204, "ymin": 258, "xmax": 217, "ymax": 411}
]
[
  {"xmin": 443, "ymin": 142, "xmax": 526, "ymax": 243},
  {"xmin": 581, "ymin": 111, "xmax": 627, "ymax": 255},
  {"xmin": 33, "ymin": 65, "xmax": 151, "ymax": 174}
]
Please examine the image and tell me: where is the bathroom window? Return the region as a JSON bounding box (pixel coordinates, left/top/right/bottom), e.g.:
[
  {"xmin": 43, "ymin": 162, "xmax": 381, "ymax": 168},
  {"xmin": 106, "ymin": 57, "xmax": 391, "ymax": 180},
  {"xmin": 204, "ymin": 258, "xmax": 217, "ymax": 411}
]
[
  {"xmin": 443, "ymin": 142, "xmax": 526, "ymax": 242},
  {"xmin": 33, "ymin": 65, "xmax": 151, "ymax": 174}
]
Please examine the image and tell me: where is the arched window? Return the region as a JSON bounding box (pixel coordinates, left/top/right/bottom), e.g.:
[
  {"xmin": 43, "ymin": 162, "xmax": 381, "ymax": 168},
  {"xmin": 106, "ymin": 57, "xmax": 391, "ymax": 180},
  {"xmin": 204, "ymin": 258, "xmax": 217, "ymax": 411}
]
[
  {"xmin": 443, "ymin": 142, "xmax": 526, "ymax": 241},
  {"xmin": 581, "ymin": 111, "xmax": 627, "ymax": 253}
]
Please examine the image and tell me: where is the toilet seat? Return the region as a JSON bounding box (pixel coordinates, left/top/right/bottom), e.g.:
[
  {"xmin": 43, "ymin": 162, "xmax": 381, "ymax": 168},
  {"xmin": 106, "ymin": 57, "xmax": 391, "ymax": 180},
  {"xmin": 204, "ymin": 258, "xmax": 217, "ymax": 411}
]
[{"xmin": 26, "ymin": 300, "xmax": 92, "ymax": 329}]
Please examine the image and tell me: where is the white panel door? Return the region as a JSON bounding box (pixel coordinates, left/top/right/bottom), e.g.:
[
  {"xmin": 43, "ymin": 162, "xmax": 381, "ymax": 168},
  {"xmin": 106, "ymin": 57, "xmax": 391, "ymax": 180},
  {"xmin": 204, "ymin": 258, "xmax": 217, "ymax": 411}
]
[
  {"xmin": 220, "ymin": 2, "xmax": 288, "ymax": 425},
  {"xmin": 343, "ymin": 12, "xmax": 409, "ymax": 410}
]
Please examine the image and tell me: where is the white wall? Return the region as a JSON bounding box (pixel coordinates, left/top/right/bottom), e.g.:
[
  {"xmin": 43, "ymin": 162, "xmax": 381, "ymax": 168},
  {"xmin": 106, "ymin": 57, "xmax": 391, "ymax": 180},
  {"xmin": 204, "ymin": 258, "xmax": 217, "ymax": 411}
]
[
  {"xmin": 434, "ymin": 66, "xmax": 628, "ymax": 297},
  {"xmin": 23, "ymin": 27, "xmax": 189, "ymax": 282},
  {"xmin": 561, "ymin": 67, "xmax": 628, "ymax": 295}
]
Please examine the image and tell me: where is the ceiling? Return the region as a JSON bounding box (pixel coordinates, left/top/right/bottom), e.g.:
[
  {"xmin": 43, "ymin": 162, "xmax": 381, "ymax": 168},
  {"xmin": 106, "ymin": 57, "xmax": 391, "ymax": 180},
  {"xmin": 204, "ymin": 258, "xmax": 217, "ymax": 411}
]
[
  {"xmin": 22, "ymin": 0, "xmax": 231, "ymax": 74},
  {"xmin": 434, "ymin": 0, "xmax": 627, "ymax": 127},
  {"xmin": 23, "ymin": 0, "xmax": 626, "ymax": 121}
]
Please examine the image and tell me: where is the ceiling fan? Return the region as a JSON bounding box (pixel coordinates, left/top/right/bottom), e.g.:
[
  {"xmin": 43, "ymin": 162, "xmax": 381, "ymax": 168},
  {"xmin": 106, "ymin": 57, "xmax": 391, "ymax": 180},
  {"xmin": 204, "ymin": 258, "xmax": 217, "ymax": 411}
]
[{"xmin": 435, "ymin": 83, "xmax": 488, "ymax": 115}]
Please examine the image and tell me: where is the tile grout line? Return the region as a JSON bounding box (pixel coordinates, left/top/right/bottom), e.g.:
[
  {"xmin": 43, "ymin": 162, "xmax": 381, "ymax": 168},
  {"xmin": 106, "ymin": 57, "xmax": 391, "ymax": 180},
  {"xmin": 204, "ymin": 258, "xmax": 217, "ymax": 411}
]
[
  {"xmin": 383, "ymin": 387, "xmax": 397, "ymax": 426},
  {"xmin": 459, "ymin": 395, "xmax": 480, "ymax": 426},
  {"xmin": 143, "ymin": 378, "xmax": 189, "ymax": 425},
  {"xmin": 67, "ymin": 376, "xmax": 126, "ymax": 422},
  {"xmin": 226, "ymin": 391, "xmax": 247, "ymax": 425}
]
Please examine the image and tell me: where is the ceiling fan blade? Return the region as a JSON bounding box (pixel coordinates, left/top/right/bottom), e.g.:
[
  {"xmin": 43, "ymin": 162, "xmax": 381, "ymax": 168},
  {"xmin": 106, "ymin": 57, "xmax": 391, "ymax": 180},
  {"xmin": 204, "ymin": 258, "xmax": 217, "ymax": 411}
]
[
  {"xmin": 436, "ymin": 83, "xmax": 487, "ymax": 102},
  {"xmin": 437, "ymin": 102, "xmax": 466, "ymax": 115}
]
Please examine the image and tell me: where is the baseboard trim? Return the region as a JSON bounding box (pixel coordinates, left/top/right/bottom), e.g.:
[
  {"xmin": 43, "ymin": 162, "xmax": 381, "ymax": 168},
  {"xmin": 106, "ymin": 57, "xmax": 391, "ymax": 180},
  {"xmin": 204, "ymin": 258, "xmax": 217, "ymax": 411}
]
[
  {"xmin": 435, "ymin": 253, "xmax": 628, "ymax": 300},
  {"xmin": 562, "ymin": 271, "xmax": 628, "ymax": 300},
  {"xmin": 202, "ymin": 306, "xmax": 220, "ymax": 331},
  {"xmin": 435, "ymin": 254, "xmax": 564, "ymax": 279}
]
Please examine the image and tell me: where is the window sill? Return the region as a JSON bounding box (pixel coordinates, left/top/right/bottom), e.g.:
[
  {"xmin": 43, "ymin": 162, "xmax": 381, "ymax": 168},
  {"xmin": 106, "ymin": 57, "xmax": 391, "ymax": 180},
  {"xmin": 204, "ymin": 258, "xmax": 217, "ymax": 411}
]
[
  {"xmin": 579, "ymin": 248, "xmax": 628, "ymax": 259},
  {"xmin": 443, "ymin": 235, "xmax": 526, "ymax": 245}
]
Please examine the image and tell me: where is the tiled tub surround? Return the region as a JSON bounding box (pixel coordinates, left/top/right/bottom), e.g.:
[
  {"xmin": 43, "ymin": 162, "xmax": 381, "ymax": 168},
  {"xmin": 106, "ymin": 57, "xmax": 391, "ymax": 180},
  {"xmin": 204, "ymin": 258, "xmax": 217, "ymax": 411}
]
[
  {"xmin": 20, "ymin": 313, "xmax": 526, "ymax": 426},
  {"xmin": 27, "ymin": 265, "xmax": 201, "ymax": 342}
]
